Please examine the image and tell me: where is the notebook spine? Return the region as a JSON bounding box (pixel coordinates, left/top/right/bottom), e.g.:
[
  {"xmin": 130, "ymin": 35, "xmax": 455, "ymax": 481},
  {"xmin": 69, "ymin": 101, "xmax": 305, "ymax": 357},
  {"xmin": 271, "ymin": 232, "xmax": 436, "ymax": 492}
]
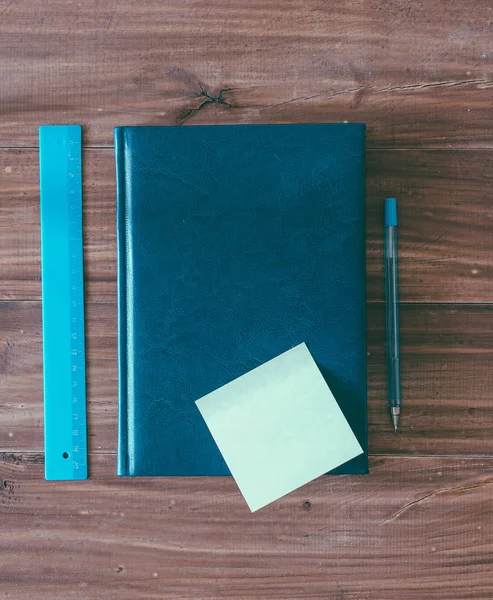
[{"xmin": 115, "ymin": 127, "xmax": 129, "ymax": 476}]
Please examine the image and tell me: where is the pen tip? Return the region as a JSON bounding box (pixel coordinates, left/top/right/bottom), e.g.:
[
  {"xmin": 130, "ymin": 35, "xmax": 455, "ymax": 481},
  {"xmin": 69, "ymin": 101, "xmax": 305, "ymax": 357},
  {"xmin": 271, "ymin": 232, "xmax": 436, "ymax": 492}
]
[{"xmin": 392, "ymin": 413, "xmax": 399, "ymax": 432}]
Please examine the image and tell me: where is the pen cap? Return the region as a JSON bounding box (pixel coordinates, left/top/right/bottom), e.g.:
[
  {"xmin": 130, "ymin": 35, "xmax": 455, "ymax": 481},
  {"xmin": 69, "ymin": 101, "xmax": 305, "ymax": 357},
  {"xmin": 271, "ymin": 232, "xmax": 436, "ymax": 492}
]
[{"xmin": 384, "ymin": 198, "xmax": 398, "ymax": 226}]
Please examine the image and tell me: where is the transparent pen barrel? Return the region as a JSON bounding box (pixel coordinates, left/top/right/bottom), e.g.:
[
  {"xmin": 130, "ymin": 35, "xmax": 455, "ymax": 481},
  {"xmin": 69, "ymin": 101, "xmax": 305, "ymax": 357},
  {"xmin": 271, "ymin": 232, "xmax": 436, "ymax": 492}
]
[{"xmin": 384, "ymin": 226, "xmax": 401, "ymax": 406}]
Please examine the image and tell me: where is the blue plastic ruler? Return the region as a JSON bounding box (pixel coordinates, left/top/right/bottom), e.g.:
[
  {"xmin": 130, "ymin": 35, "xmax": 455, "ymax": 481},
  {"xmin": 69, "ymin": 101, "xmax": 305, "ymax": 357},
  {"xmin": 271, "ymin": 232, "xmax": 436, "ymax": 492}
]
[{"xmin": 39, "ymin": 125, "xmax": 88, "ymax": 480}]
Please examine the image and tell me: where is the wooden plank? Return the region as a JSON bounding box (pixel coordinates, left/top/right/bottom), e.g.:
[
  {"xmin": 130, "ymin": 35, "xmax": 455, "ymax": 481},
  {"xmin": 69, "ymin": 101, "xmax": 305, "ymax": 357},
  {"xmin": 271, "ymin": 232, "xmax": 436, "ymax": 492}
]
[
  {"xmin": 368, "ymin": 304, "xmax": 493, "ymax": 456},
  {"xmin": 366, "ymin": 149, "xmax": 493, "ymax": 303},
  {"xmin": 0, "ymin": 302, "xmax": 117, "ymax": 454},
  {"xmin": 2, "ymin": 301, "xmax": 493, "ymax": 456},
  {"xmin": 1, "ymin": 0, "xmax": 492, "ymax": 149},
  {"xmin": 0, "ymin": 148, "xmax": 116, "ymax": 301},
  {"xmin": 2, "ymin": 148, "xmax": 493, "ymax": 302},
  {"xmin": 1, "ymin": 454, "xmax": 493, "ymax": 599}
]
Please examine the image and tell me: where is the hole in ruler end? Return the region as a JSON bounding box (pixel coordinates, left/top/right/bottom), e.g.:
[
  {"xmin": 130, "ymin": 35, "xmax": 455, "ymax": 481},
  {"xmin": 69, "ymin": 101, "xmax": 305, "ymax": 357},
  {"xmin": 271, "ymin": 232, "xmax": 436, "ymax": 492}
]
[{"xmin": 62, "ymin": 452, "xmax": 69, "ymax": 459}]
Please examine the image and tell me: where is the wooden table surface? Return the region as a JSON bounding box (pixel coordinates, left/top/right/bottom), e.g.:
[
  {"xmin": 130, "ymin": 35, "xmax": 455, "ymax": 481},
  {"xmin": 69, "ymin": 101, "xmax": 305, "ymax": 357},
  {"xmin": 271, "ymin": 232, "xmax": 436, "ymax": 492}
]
[{"xmin": 1, "ymin": 1, "xmax": 493, "ymax": 598}]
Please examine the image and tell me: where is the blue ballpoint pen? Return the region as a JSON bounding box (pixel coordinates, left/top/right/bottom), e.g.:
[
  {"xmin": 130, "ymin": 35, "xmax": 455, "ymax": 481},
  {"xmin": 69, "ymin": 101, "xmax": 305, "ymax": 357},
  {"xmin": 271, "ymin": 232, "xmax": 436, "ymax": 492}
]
[{"xmin": 384, "ymin": 198, "xmax": 402, "ymax": 432}]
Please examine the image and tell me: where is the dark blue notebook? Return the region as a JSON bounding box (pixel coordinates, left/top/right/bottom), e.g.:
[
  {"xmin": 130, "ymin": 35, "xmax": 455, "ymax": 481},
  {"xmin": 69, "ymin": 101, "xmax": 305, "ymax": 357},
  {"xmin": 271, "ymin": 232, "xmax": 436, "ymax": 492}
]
[{"xmin": 115, "ymin": 123, "xmax": 367, "ymax": 476}]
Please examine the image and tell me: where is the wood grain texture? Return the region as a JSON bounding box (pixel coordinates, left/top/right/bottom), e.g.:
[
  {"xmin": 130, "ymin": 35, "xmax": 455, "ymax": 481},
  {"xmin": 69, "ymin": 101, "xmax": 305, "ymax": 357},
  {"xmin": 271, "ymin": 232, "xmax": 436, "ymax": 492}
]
[
  {"xmin": 2, "ymin": 148, "xmax": 493, "ymax": 302},
  {"xmin": 1, "ymin": 0, "xmax": 493, "ymax": 148},
  {"xmin": 368, "ymin": 304, "xmax": 493, "ymax": 456},
  {"xmin": 366, "ymin": 149, "xmax": 493, "ymax": 303},
  {"xmin": 0, "ymin": 149, "xmax": 116, "ymax": 301},
  {"xmin": 0, "ymin": 302, "xmax": 117, "ymax": 454},
  {"xmin": 1, "ymin": 454, "xmax": 493, "ymax": 599},
  {"xmin": 2, "ymin": 301, "xmax": 493, "ymax": 456}
]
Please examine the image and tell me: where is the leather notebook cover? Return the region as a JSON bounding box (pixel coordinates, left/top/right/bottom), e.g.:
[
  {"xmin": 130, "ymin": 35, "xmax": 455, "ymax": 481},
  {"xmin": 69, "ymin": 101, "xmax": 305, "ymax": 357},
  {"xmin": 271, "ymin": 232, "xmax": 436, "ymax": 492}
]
[{"xmin": 115, "ymin": 123, "xmax": 367, "ymax": 476}]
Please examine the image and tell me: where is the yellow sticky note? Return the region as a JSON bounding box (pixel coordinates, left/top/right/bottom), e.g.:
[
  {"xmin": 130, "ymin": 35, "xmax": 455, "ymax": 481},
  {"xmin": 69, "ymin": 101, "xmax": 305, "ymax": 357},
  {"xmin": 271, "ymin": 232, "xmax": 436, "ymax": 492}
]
[{"xmin": 195, "ymin": 343, "xmax": 363, "ymax": 512}]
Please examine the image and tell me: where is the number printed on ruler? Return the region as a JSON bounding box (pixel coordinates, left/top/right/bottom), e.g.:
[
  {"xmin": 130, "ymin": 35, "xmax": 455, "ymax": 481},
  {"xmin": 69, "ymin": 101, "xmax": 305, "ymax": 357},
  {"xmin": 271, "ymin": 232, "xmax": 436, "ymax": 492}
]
[{"xmin": 68, "ymin": 134, "xmax": 84, "ymax": 471}]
